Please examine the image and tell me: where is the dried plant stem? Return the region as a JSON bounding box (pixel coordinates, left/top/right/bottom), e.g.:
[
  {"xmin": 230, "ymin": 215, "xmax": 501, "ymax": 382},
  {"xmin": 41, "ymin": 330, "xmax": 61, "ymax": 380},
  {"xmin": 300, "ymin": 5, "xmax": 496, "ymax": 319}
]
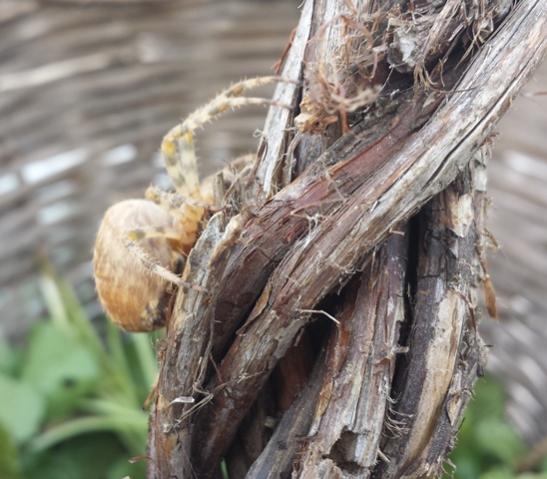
[{"xmin": 147, "ymin": 1, "xmax": 546, "ymax": 478}]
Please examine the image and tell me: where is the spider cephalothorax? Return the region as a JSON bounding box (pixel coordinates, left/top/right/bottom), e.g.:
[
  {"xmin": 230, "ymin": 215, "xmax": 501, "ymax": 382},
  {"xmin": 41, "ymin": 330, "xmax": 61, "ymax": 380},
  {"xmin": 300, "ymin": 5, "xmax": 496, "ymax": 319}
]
[{"xmin": 93, "ymin": 77, "xmax": 284, "ymax": 332}]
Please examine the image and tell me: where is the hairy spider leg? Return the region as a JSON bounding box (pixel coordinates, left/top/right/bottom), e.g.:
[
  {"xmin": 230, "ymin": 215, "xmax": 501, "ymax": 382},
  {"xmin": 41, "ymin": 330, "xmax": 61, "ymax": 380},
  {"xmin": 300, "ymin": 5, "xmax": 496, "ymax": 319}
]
[
  {"xmin": 127, "ymin": 187, "xmax": 211, "ymax": 264},
  {"xmin": 126, "ymin": 77, "xmax": 290, "ymax": 285},
  {"xmin": 223, "ymin": 75, "xmax": 282, "ymax": 97},
  {"xmin": 145, "ymin": 185, "xmax": 209, "ymax": 212},
  {"xmin": 160, "ymin": 76, "xmax": 287, "ymax": 198},
  {"xmin": 124, "ymin": 237, "xmax": 205, "ymax": 292},
  {"xmin": 142, "ymin": 185, "xmax": 206, "ymax": 252},
  {"xmin": 126, "ymin": 217, "xmax": 200, "ymax": 254}
]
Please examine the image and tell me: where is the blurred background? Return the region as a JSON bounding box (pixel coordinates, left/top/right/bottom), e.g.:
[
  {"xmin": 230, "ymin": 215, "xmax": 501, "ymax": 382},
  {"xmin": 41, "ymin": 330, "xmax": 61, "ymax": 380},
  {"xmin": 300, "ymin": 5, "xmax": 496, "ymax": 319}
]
[{"xmin": 0, "ymin": 1, "xmax": 545, "ymax": 478}]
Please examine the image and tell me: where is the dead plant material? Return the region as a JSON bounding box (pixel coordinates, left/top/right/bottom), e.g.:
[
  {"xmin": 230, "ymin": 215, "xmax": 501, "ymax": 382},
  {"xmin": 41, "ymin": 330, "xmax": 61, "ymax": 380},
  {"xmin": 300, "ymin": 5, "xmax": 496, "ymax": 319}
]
[{"xmin": 147, "ymin": 1, "xmax": 546, "ymax": 477}]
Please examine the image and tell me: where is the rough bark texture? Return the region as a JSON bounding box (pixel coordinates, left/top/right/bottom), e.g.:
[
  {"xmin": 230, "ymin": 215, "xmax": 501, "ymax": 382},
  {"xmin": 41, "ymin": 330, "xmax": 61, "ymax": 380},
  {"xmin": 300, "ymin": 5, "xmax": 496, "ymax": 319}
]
[
  {"xmin": 374, "ymin": 150, "xmax": 490, "ymax": 479},
  {"xmin": 147, "ymin": 1, "xmax": 546, "ymax": 478}
]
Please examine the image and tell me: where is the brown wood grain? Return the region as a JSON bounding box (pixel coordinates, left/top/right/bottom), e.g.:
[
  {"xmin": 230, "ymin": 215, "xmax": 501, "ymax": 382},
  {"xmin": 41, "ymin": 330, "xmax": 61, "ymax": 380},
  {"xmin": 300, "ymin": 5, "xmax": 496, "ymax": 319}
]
[{"xmin": 147, "ymin": 1, "xmax": 546, "ymax": 477}]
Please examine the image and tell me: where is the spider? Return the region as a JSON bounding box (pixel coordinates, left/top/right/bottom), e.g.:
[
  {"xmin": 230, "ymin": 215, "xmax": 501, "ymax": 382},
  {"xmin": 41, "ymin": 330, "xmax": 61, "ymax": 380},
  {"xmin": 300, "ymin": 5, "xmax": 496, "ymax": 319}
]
[{"xmin": 93, "ymin": 76, "xmax": 286, "ymax": 332}]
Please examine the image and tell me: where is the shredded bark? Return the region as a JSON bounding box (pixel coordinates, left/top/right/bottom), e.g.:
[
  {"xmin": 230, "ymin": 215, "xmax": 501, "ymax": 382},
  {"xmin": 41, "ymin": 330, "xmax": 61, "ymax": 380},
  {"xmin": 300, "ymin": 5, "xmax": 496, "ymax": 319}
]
[{"xmin": 147, "ymin": 1, "xmax": 546, "ymax": 478}]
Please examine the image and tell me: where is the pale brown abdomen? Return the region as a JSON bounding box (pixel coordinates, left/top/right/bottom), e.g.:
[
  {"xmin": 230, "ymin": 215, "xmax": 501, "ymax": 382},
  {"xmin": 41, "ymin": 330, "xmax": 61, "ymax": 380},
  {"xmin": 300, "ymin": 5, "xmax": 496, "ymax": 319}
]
[{"xmin": 93, "ymin": 199, "xmax": 178, "ymax": 332}]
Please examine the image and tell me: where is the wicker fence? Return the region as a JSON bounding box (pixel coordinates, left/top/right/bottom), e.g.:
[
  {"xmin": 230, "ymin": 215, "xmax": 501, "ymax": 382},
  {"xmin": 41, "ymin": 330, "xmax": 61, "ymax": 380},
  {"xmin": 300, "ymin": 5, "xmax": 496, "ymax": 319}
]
[
  {"xmin": 0, "ymin": 0, "xmax": 296, "ymax": 333},
  {"xmin": 0, "ymin": 0, "xmax": 546, "ymax": 443}
]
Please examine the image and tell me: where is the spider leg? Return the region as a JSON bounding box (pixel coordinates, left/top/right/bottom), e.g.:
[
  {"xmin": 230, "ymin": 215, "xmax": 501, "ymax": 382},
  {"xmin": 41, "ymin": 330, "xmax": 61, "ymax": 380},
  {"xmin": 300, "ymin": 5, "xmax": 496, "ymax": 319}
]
[
  {"xmin": 124, "ymin": 237, "xmax": 206, "ymax": 292},
  {"xmin": 127, "ymin": 223, "xmax": 197, "ymax": 253},
  {"xmin": 160, "ymin": 76, "xmax": 292, "ymax": 197},
  {"xmin": 144, "ymin": 186, "xmax": 207, "ymax": 251},
  {"xmin": 224, "ymin": 76, "xmax": 282, "ymax": 97},
  {"xmin": 145, "ymin": 185, "xmax": 209, "ymax": 212}
]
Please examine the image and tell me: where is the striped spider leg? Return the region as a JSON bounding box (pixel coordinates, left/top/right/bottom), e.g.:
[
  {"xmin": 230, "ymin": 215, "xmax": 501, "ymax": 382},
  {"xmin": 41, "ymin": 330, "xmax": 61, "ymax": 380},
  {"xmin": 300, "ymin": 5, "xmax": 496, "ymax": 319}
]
[
  {"xmin": 126, "ymin": 75, "xmax": 289, "ymax": 273},
  {"xmin": 93, "ymin": 77, "xmax": 287, "ymax": 331}
]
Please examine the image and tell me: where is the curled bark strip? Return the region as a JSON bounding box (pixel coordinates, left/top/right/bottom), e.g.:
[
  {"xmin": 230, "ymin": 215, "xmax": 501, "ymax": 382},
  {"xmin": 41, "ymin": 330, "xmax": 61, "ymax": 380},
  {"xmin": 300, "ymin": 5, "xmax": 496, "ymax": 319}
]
[
  {"xmin": 148, "ymin": 212, "xmax": 227, "ymax": 478},
  {"xmin": 374, "ymin": 149, "xmax": 490, "ymax": 479},
  {"xmin": 148, "ymin": 1, "xmax": 546, "ymax": 477},
  {"xmin": 209, "ymin": 0, "xmax": 544, "ymax": 361},
  {"xmin": 293, "ymin": 232, "xmax": 408, "ymax": 478},
  {"xmin": 193, "ymin": 2, "xmax": 545, "ymax": 473},
  {"xmin": 388, "ymin": 0, "xmax": 513, "ymax": 75},
  {"xmin": 252, "ymin": 0, "xmax": 314, "ymax": 199},
  {"xmin": 223, "ymin": 381, "xmax": 277, "ymax": 479},
  {"xmin": 192, "ymin": 93, "xmax": 436, "ymax": 473},
  {"xmin": 246, "ymin": 356, "xmax": 328, "ymax": 479},
  {"xmin": 210, "ymin": 91, "xmax": 430, "ymax": 358}
]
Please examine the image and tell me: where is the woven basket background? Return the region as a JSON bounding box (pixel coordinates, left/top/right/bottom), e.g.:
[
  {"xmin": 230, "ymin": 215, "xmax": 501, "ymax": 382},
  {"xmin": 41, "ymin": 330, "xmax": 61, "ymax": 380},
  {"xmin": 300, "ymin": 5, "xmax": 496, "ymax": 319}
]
[{"xmin": 0, "ymin": 0, "xmax": 545, "ymax": 443}]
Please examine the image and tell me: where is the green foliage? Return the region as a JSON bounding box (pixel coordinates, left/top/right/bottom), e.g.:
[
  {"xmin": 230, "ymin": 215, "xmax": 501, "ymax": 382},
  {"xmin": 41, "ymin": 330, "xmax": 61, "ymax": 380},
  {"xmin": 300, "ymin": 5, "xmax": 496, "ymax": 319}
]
[
  {"xmin": 450, "ymin": 377, "xmax": 547, "ymax": 479},
  {"xmin": 0, "ymin": 425, "xmax": 23, "ymax": 479},
  {"xmin": 0, "ymin": 340, "xmax": 19, "ymax": 375},
  {"xmin": 23, "ymin": 433, "xmax": 144, "ymax": 479},
  {"xmin": 22, "ymin": 323, "xmax": 100, "ymax": 420},
  {"xmin": 0, "ymin": 272, "xmax": 158, "ymax": 479},
  {"xmin": 3, "ymin": 269, "xmax": 545, "ymax": 479},
  {"xmin": 0, "ymin": 373, "xmax": 45, "ymax": 444}
]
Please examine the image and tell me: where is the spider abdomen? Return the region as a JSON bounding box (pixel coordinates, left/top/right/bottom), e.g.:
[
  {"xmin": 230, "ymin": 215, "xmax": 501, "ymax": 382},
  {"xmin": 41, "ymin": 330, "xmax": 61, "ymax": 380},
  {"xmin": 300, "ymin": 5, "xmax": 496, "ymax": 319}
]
[
  {"xmin": 92, "ymin": 76, "xmax": 274, "ymax": 332},
  {"xmin": 93, "ymin": 199, "xmax": 180, "ymax": 332}
]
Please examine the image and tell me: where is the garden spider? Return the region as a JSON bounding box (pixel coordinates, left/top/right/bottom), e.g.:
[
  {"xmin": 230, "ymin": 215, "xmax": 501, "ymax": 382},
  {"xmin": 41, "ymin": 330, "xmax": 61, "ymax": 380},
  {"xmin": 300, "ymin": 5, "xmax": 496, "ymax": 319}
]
[{"xmin": 93, "ymin": 76, "xmax": 286, "ymax": 332}]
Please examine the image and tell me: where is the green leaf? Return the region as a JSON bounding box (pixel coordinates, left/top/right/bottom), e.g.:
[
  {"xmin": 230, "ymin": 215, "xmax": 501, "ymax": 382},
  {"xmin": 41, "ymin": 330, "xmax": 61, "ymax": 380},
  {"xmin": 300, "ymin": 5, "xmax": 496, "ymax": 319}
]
[
  {"xmin": 22, "ymin": 323, "xmax": 100, "ymax": 418},
  {"xmin": 470, "ymin": 378, "xmax": 506, "ymax": 421},
  {"xmin": 451, "ymin": 453, "xmax": 481, "ymax": 479},
  {"xmin": 0, "ymin": 424, "xmax": 23, "ymax": 479},
  {"xmin": 39, "ymin": 273, "xmax": 105, "ymax": 360},
  {"xmin": 449, "ymin": 377, "xmax": 529, "ymax": 477},
  {"xmin": 130, "ymin": 333, "xmax": 158, "ymax": 392},
  {"xmin": 107, "ymin": 456, "xmax": 146, "ymax": 479},
  {"xmin": 29, "ymin": 415, "xmax": 146, "ymax": 453},
  {"xmin": 479, "ymin": 468, "xmax": 514, "ymax": 479},
  {"xmin": 0, "ymin": 373, "xmax": 45, "ymax": 443},
  {"xmin": 24, "ymin": 432, "xmax": 125, "ymax": 479},
  {"xmin": 104, "ymin": 321, "xmax": 140, "ymax": 406},
  {"xmin": 454, "ymin": 416, "xmax": 479, "ymax": 455},
  {"xmin": 0, "ymin": 340, "xmax": 17, "ymax": 375},
  {"xmin": 220, "ymin": 459, "xmax": 230, "ymax": 479},
  {"xmin": 475, "ymin": 419, "xmax": 525, "ymax": 464}
]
